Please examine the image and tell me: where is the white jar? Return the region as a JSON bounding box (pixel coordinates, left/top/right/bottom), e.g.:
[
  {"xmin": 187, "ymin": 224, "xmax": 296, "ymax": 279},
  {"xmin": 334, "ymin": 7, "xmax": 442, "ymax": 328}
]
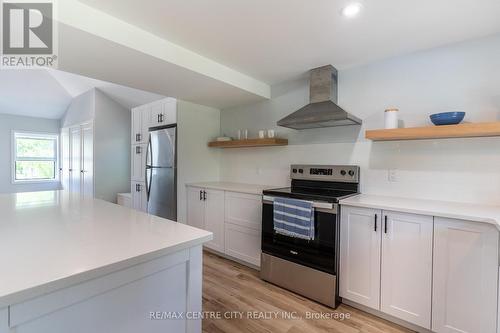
[{"xmin": 384, "ymin": 108, "xmax": 399, "ymax": 129}]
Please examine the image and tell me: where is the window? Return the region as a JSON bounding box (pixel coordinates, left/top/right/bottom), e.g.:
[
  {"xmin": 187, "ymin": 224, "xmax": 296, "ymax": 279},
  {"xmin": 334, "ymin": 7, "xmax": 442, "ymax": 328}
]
[{"xmin": 12, "ymin": 132, "xmax": 59, "ymax": 182}]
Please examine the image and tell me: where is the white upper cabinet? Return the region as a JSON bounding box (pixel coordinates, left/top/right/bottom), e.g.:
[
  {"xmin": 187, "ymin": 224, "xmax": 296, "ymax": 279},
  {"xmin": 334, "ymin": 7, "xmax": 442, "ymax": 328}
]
[
  {"xmin": 149, "ymin": 99, "xmax": 177, "ymax": 127},
  {"xmin": 380, "ymin": 211, "xmax": 433, "ymax": 329},
  {"xmin": 340, "ymin": 206, "xmax": 382, "ymax": 310},
  {"xmin": 131, "ymin": 106, "xmax": 149, "ymax": 145},
  {"xmin": 432, "ymin": 217, "xmax": 498, "ymax": 333}
]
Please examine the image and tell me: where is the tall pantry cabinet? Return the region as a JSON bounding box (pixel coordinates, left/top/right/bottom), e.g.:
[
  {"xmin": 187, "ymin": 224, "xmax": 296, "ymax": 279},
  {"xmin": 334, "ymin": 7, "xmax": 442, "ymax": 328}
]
[
  {"xmin": 130, "ymin": 98, "xmax": 221, "ymax": 224},
  {"xmin": 60, "ymin": 89, "xmax": 131, "ymax": 203}
]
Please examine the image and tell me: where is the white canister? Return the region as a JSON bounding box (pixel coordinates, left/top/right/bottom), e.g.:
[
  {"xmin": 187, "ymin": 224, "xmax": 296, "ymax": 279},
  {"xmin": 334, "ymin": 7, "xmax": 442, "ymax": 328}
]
[
  {"xmin": 267, "ymin": 129, "xmax": 275, "ymax": 138},
  {"xmin": 384, "ymin": 108, "xmax": 399, "ymax": 129},
  {"xmin": 258, "ymin": 130, "xmax": 265, "ymax": 139}
]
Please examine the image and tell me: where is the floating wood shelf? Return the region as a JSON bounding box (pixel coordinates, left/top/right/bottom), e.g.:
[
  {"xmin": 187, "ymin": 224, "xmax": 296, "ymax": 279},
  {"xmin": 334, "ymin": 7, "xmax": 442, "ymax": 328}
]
[
  {"xmin": 366, "ymin": 122, "xmax": 500, "ymax": 141},
  {"xmin": 208, "ymin": 138, "xmax": 288, "ymax": 148}
]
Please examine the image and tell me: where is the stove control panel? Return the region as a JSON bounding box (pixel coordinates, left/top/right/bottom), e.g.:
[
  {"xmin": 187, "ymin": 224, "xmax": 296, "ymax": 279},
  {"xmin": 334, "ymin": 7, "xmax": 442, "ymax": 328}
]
[{"xmin": 290, "ymin": 165, "xmax": 360, "ymax": 183}]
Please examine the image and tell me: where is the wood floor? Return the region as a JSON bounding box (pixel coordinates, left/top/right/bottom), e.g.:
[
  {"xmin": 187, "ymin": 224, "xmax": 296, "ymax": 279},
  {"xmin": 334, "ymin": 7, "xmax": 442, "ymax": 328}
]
[{"xmin": 202, "ymin": 251, "xmax": 414, "ymax": 333}]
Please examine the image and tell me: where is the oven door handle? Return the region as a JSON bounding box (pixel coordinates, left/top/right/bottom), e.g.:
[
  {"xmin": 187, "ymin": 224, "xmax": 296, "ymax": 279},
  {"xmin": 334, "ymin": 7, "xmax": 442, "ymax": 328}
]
[{"xmin": 262, "ymin": 195, "xmax": 337, "ymax": 213}]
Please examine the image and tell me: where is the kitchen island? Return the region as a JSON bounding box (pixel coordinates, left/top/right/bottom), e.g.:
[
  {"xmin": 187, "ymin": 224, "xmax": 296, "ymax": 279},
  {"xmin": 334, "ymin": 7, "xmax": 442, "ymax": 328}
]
[{"xmin": 0, "ymin": 191, "xmax": 212, "ymax": 333}]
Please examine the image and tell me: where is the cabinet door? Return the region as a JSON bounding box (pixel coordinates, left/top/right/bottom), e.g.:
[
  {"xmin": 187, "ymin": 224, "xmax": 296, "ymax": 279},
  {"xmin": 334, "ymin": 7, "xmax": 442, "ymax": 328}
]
[
  {"xmin": 60, "ymin": 128, "xmax": 70, "ymax": 191},
  {"xmin": 163, "ymin": 99, "xmax": 177, "ymax": 124},
  {"xmin": 69, "ymin": 127, "xmax": 81, "ymax": 194},
  {"xmin": 380, "ymin": 211, "xmax": 433, "ymax": 328},
  {"xmin": 81, "ymin": 123, "xmax": 94, "ymax": 197},
  {"xmin": 186, "ymin": 187, "xmax": 205, "ymax": 230},
  {"xmin": 131, "ymin": 107, "xmax": 148, "ymax": 144},
  {"xmin": 340, "ymin": 206, "xmax": 382, "ymax": 310},
  {"xmin": 432, "ymin": 218, "xmax": 498, "ymax": 333},
  {"xmin": 204, "ymin": 189, "xmax": 225, "ymax": 253},
  {"xmin": 131, "ymin": 107, "xmax": 142, "ymax": 144},
  {"xmin": 150, "ymin": 102, "xmax": 164, "ymax": 126},
  {"xmin": 225, "ymin": 223, "xmax": 261, "ymax": 267},
  {"xmin": 141, "ymin": 106, "xmax": 150, "ymax": 141},
  {"xmin": 131, "ymin": 182, "xmax": 147, "ymax": 212},
  {"xmin": 131, "ymin": 144, "xmax": 147, "ymax": 182},
  {"xmin": 224, "ymin": 192, "xmax": 262, "ymax": 230}
]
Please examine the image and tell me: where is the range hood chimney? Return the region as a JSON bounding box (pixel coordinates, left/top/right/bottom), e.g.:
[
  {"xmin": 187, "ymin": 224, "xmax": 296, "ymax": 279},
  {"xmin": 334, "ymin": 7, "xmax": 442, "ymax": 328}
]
[{"xmin": 277, "ymin": 65, "xmax": 362, "ymax": 130}]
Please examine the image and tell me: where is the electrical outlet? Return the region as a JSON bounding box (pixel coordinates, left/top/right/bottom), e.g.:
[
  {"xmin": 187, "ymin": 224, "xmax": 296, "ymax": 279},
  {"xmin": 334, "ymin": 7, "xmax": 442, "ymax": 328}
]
[{"xmin": 388, "ymin": 169, "xmax": 399, "ymax": 182}]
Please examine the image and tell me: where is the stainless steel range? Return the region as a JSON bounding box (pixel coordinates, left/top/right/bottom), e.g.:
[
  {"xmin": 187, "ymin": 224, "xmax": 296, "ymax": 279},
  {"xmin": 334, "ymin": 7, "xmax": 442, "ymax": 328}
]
[{"xmin": 261, "ymin": 165, "xmax": 360, "ymax": 308}]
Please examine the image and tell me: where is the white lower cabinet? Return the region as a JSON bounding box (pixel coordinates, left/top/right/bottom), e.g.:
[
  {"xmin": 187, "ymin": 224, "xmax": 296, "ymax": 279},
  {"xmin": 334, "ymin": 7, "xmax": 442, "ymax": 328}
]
[
  {"xmin": 131, "ymin": 182, "xmax": 147, "ymax": 212},
  {"xmin": 225, "ymin": 192, "xmax": 262, "ymax": 230},
  {"xmin": 187, "ymin": 186, "xmax": 205, "ymax": 230},
  {"xmin": 186, "ymin": 187, "xmax": 225, "ymax": 253},
  {"xmin": 381, "ymin": 211, "xmax": 433, "ymax": 329},
  {"xmin": 204, "ymin": 189, "xmax": 225, "ymax": 253},
  {"xmin": 341, "ymin": 205, "xmax": 500, "ymax": 333},
  {"xmin": 432, "ymin": 217, "xmax": 498, "ymax": 333},
  {"xmin": 340, "ymin": 206, "xmax": 381, "ymax": 310},
  {"xmin": 186, "ymin": 186, "xmax": 262, "ymax": 267},
  {"xmin": 225, "ymin": 223, "xmax": 261, "ymax": 266}
]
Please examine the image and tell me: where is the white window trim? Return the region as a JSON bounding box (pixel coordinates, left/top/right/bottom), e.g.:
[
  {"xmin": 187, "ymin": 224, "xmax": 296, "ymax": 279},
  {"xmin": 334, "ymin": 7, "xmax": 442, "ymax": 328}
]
[{"xmin": 11, "ymin": 130, "xmax": 60, "ymax": 184}]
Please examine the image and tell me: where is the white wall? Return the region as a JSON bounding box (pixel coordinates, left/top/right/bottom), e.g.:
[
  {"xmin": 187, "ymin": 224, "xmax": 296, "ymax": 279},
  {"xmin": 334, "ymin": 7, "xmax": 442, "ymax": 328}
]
[
  {"xmin": 220, "ymin": 34, "xmax": 500, "ymax": 205},
  {"xmin": 177, "ymin": 101, "xmax": 220, "ymax": 224},
  {"xmin": 61, "ymin": 88, "xmax": 131, "ymax": 203},
  {"xmin": 60, "ymin": 89, "xmax": 95, "ymax": 128},
  {"xmin": 94, "ymin": 89, "xmax": 131, "ymax": 203},
  {"xmin": 0, "ymin": 114, "xmax": 61, "ymax": 193}
]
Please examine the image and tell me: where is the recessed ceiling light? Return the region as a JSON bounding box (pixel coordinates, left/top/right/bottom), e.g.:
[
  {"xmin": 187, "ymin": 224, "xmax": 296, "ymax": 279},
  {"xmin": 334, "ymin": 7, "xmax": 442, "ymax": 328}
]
[{"xmin": 341, "ymin": 2, "xmax": 363, "ymax": 18}]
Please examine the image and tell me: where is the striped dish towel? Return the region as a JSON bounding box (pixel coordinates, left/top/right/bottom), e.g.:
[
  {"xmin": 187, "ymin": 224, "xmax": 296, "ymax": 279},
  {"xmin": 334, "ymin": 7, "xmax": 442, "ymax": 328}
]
[{"xmin": 273, "ymin": 197, "xmax": 315, "ymax": 241}]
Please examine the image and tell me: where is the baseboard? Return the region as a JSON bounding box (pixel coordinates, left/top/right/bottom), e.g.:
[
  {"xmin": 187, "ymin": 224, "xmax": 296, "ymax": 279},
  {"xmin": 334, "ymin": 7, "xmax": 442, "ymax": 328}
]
[{"xmin": 342, "ymin": 299, "xmax": 433, "ymax": 333}]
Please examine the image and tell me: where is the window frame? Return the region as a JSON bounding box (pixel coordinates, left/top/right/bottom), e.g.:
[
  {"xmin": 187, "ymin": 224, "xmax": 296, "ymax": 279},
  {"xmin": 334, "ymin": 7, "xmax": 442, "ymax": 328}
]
[{"xmin": 11, "ymin": 131, "xmax": 60, "ymax": 184}]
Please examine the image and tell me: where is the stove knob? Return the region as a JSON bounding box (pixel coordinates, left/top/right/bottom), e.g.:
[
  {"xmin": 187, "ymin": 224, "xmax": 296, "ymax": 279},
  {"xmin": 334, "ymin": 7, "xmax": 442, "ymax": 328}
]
[
  {"xmin": 292, "ymin": 168, "xmax": 297, "ymax": 173},
  {"xmin": 348, "ymin": 170, "xmax": 355, "ymax": 177},
  {"xmin": 340, "ymin": 170, "xmax": 347, "ymax": 176},
  {"xmin": 299, "ymin": 169, "xmax": 304, "ymax": 174}
]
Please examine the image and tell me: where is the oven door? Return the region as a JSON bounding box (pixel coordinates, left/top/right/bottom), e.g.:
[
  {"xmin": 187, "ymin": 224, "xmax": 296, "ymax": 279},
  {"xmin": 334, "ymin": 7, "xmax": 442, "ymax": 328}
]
[{"xmin": 261, "ymin": 196, "xmax": 338, "ymax": 275}]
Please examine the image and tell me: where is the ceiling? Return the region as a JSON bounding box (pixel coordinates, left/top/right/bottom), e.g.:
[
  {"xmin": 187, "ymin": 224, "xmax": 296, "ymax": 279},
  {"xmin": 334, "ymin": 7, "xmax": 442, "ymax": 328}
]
[
  {"xmin": 0, "ymin": 69, "xmax": 165, "ymax": 119},
  {"xmin": 79, "ymin": 0, "xmax": 500, "ymax": 84}
]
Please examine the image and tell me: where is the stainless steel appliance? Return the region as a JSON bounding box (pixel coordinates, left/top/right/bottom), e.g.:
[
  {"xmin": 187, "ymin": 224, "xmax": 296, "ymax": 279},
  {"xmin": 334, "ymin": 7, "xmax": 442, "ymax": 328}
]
[
  {"xmin": 145, "ymin": 124, "xmax": 177, "ymax": 221},
  {"xmin": 261, "ymin": 165, "xmax": 360, "ymax": 308},
  {"xmin": 277, "ymin": 65, "xmax": 362, "ymax": 129}
]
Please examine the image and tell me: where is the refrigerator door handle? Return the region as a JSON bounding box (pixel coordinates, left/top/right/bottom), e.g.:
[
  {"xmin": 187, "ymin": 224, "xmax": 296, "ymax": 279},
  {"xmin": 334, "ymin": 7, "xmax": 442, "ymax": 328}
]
[{"xmin": 145, "ymin": 134, "xmax": 153, "ymax": 202}]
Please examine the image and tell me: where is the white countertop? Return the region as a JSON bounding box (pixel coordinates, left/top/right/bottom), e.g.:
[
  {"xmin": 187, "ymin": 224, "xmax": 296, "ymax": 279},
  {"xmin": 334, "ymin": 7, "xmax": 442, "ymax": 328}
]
[
  {"xmin": 0, "ymin": 190, "xmax": 212, "ymax": 307},
  {"xmin": 340, "ymin": 194, "xmax": 500, "ymax": 229},
  {"xmin": 187, "ymin": 181, "xmax": 273, "ymax": 195}
]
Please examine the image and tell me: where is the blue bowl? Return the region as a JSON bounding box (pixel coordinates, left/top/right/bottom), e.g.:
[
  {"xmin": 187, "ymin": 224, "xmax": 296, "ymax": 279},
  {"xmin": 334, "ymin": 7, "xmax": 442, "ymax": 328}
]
[{"xmin": 430, "ymin": 112, "xmax": 466, "ymax": 126}]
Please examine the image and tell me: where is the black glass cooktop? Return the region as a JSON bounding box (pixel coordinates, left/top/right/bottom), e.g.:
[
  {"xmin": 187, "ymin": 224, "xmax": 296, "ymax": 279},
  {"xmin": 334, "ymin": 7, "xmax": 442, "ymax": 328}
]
[{"xmin": 263, "ymin": 186, "xmax": 358, "ymax": 203}]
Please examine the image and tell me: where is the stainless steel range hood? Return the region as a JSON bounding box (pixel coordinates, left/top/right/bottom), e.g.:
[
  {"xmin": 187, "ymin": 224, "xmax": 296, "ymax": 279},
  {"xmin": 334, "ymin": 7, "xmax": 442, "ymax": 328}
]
[{"xmin": 277, "ymin": 65, "xmax": 362, "ymax": 130}]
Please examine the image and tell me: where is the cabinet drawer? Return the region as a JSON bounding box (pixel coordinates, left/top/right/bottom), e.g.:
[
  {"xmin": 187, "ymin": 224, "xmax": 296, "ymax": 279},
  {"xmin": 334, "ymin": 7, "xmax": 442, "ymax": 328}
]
[
  {"xmin": 225, "ymin": 223, "xmax": 261, "ymax": 267},
  {"xmin": 225, "ymin": 192, "xmax": 262, "ymax": 230}
]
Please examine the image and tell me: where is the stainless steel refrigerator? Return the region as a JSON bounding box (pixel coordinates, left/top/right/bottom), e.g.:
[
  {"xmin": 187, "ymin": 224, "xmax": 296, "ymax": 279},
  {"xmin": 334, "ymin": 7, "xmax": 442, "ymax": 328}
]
[{"xmin": 145, "ymin": 125, "xmax": 177, "ymax": 221}]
